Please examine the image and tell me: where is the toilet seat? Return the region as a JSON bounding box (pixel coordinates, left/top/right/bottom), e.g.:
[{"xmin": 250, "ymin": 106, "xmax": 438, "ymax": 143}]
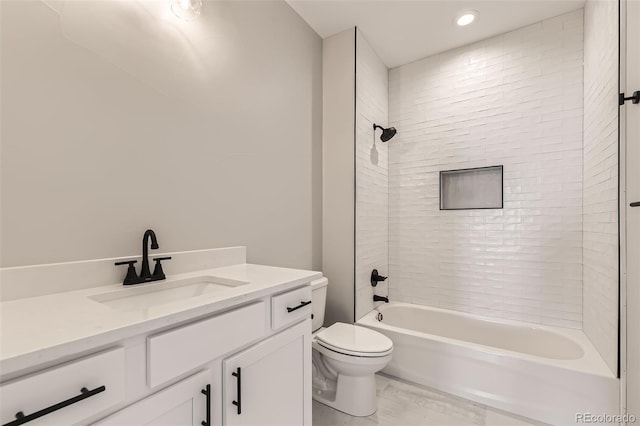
[{"xmin": 316, "ymin": 323, "xmax": 393, "ymax": 358}]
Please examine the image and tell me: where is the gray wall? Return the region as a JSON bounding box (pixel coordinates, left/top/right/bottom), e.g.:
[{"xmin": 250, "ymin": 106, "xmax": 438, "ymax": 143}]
[
  {"xmin": 1, "ymin": 0, "xmax": 322, "ymax": 270},
  {"xmin": 322, "ymin": 28, "xmax": 355, "ymax": 325}
]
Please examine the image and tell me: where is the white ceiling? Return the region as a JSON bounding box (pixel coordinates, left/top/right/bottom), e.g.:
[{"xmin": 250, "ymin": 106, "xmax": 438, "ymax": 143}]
[{"xmin": 286, "ymin": 0, "xmax": 585, "ymax": 68}]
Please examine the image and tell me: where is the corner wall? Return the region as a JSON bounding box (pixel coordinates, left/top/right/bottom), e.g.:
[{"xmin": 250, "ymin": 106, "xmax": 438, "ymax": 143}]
[
  {"xmin": 583, "ymin": 0, "xmax": 619, "ymax": 374},
  {"xmin": 355, "ymin": 29, "xmax": 389, "ymax": 320}
]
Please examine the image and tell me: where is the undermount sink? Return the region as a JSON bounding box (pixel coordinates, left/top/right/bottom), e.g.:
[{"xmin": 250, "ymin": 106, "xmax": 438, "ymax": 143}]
[{"xmin": 89, "ymin": 276, "xmax": 249, "ymax": 312}]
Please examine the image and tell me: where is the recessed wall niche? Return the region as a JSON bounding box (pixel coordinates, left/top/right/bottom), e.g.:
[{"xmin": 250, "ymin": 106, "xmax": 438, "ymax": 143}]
[{"xmin": 439, "ymin": 165, "xmax": 503, "ymax": 210}]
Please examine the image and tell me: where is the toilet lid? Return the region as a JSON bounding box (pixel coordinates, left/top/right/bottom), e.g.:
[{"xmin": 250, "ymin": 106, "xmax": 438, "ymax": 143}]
[{"xmin": 317, "ymin": 323, "xmax": 393, "ymax": 355}]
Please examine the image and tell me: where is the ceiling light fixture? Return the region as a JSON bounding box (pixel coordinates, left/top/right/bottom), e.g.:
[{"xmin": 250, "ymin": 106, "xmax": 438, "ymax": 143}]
[
  {"xmin": 171, "ymin": 0, "xmax": 202, "ymax": 21},
  {"xmin": 456, "ymin": 10, "xmax": 478, "ymax": 26}
]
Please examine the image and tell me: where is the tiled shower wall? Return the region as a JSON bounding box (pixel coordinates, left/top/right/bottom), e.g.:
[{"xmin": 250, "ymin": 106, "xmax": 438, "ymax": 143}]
[
  {"xmin": 583, "ymin": 0, "xmax": 619, "ymax": 374},
  {"xmin": 388, "ymin": 10, "xmax": 584, "ymax": 328},
  {"xmin": 355, "ymin": 29, "xmax": 389, "ymax": 320}
]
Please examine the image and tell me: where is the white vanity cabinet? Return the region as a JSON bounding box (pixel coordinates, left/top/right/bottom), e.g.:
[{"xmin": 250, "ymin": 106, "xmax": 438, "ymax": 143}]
[
  {"xmin": 223, "ymin": 319, "xmax": 311, "ymax": 426},
  {"xmin": 1, "ymin": 277, "xmax": 314, "ymax": 426}
]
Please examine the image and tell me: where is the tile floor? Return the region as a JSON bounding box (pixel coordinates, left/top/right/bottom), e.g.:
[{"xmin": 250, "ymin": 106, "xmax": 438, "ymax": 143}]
[{"xmin": 312, "ymin": 374, "xmax": 547, "ymax": 426}]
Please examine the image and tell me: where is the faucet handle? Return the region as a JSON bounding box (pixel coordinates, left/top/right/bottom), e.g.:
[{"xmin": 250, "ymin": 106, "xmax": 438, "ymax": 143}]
[
  {"xmin": 371, "ymin": 269, "xmax": 388, "ymax": 287},
  {"xmin": 152, "ymin": 257, "xmax": 172, "ymax": 280},
  {"xmin": 115, "ymin": 260, "xmax": 140, "ymax": 285}
]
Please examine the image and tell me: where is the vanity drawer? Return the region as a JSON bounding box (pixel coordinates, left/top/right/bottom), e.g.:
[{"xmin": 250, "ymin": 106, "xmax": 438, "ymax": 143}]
[
  {"xmin": 271, "ymin": 285, "xmax": 312, "ymax": 330},
  {"xmin": 148, "ymin": 301, "xmax": 266, "ymax": 388},
  {"xmin": 0, "ymin": 348, "xmax": 125, "ymax": 426}
]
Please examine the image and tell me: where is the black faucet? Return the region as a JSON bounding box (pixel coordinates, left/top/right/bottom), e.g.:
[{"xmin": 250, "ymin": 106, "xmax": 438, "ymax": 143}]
[
  {"xmin": 373, "ymin": 295, "xmax": 389, "ymax": 303},
  {"xmin": 140, "ymin": 229, "xmax": 159, "ymax": 281},
  {"xmin": 114, "ymin": 229, "xmax": 171, "ymax": 285}
]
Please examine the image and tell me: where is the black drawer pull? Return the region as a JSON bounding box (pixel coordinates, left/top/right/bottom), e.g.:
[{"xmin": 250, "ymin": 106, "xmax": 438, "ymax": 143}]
[
  {"xmin": 201, "ymin": 384, "xmax": 211, "ymax": 426},
  {"xmin": 232, "ymin": 367, "xmax": 242, "ymax": 415},
  {"xmin": 631, "ymin": 202, "xmax": 640, "ymax": 207},
  {"xmin": 287, "ymin": 300, "xmax": 311, "ymax": 313},
  {"xmin": 3, "ymin": 385, "xmax": 106, "ymax": 426}
]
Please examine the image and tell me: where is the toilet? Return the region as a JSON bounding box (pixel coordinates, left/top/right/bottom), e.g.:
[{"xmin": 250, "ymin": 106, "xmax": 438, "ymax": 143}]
[{"xmin": 310, "ymin": 278, "xmax": 393, "ymax": 417}]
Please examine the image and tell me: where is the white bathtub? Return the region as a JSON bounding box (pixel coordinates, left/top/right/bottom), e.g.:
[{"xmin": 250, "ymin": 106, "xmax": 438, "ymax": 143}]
[{"xmin": 358, "ymin": 302, "xmax": 619, "ymax": 425}]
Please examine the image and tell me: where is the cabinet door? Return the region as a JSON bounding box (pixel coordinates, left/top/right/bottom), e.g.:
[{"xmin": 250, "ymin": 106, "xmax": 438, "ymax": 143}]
[
  {"xmin": 94, "ymin": 370, "xmax": 211, "ymax": 426},
  {"xmin": 223, "ymin": 320, "xmax": 311, "ymax": 426}
]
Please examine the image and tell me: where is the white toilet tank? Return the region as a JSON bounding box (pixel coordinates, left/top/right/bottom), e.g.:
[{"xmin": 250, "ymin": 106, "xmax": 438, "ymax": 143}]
[{"xmin": 311, "ymin": 278, "xmax": 328, "ymax": 331}]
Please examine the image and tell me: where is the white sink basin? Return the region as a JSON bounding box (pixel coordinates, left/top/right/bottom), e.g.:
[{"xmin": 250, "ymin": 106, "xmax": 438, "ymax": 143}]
[{"xmin": 89, "ymin": 276, "xmax": 249, "ymax": 311}]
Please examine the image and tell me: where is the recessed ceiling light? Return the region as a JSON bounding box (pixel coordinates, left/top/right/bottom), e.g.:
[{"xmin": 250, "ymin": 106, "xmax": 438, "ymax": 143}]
[
  {"xmin": 456, "ymin": 10, "xmax": 478, "ymax": 26},
  {"xmin": 171, "ymin": 0, "xmax": 203, "ymax": 21}
]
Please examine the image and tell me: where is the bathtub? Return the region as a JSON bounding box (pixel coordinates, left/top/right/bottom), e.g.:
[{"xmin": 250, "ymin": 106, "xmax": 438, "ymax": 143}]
[{"xmin": 358, "ymin": 302, "xmax": 619, "ymax": 425}]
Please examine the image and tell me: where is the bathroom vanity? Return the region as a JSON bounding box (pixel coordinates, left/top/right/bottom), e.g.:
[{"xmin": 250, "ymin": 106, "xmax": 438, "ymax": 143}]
[{"xmin": 0, "ymin": 247, "xmax": 319, "ymax": 426}]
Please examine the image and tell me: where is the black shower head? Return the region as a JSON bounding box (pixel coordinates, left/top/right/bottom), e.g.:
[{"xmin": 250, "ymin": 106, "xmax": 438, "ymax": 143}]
[
  {"xmin": 373, "ymin": 124, "xmax": 397, "ymax": 142},
  {"xmin": 381, "ymin": 127, "xmax": 397, "ymax": 142}
]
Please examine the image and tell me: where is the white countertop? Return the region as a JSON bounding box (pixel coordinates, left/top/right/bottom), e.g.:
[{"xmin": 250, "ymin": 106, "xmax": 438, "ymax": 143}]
[{"xmin": 0, "ymin": 263, "xmax": 322, "ymax": 378}]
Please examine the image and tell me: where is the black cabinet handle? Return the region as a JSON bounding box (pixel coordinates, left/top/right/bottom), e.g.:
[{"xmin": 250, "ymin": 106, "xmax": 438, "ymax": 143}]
[
  {"xmin": 631, "ymin": 202, "xmax": 640, "ymax": 207},
  {"xmin": 201, "ymin": 384, "xmax": 211, "ymax": 426},
  {"xmin": 3, "ymin": 385, "xmax": 106, "ymax": 426},
  {"xmin": 287, "ymin": 300, "xmax": 311, "ymax": 313},
  {"xmin": 232, "ymin": 367, "xmax": 242, "ymax": 415},
  {"xmin": 619, "ymin": 91, "xmax": 640, "ymax": 105}
]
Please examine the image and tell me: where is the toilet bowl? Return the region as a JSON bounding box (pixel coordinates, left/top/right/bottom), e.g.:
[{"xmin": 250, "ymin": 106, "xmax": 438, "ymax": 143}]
[{"xmin": 310, "ymin": 278, "xmax": 393, "ymax": 417}]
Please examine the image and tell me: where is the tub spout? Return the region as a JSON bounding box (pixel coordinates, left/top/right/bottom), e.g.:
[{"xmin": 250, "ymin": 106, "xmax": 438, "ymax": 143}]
[{"xmin": 373, "ymin": 295, "xmax": 389, "ymax": 303}]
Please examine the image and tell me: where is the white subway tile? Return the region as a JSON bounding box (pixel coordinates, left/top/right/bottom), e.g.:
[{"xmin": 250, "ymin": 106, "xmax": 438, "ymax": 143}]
[{"xmin": 388, "ymin": 11, "xmax": 585, "ymax": 330}]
